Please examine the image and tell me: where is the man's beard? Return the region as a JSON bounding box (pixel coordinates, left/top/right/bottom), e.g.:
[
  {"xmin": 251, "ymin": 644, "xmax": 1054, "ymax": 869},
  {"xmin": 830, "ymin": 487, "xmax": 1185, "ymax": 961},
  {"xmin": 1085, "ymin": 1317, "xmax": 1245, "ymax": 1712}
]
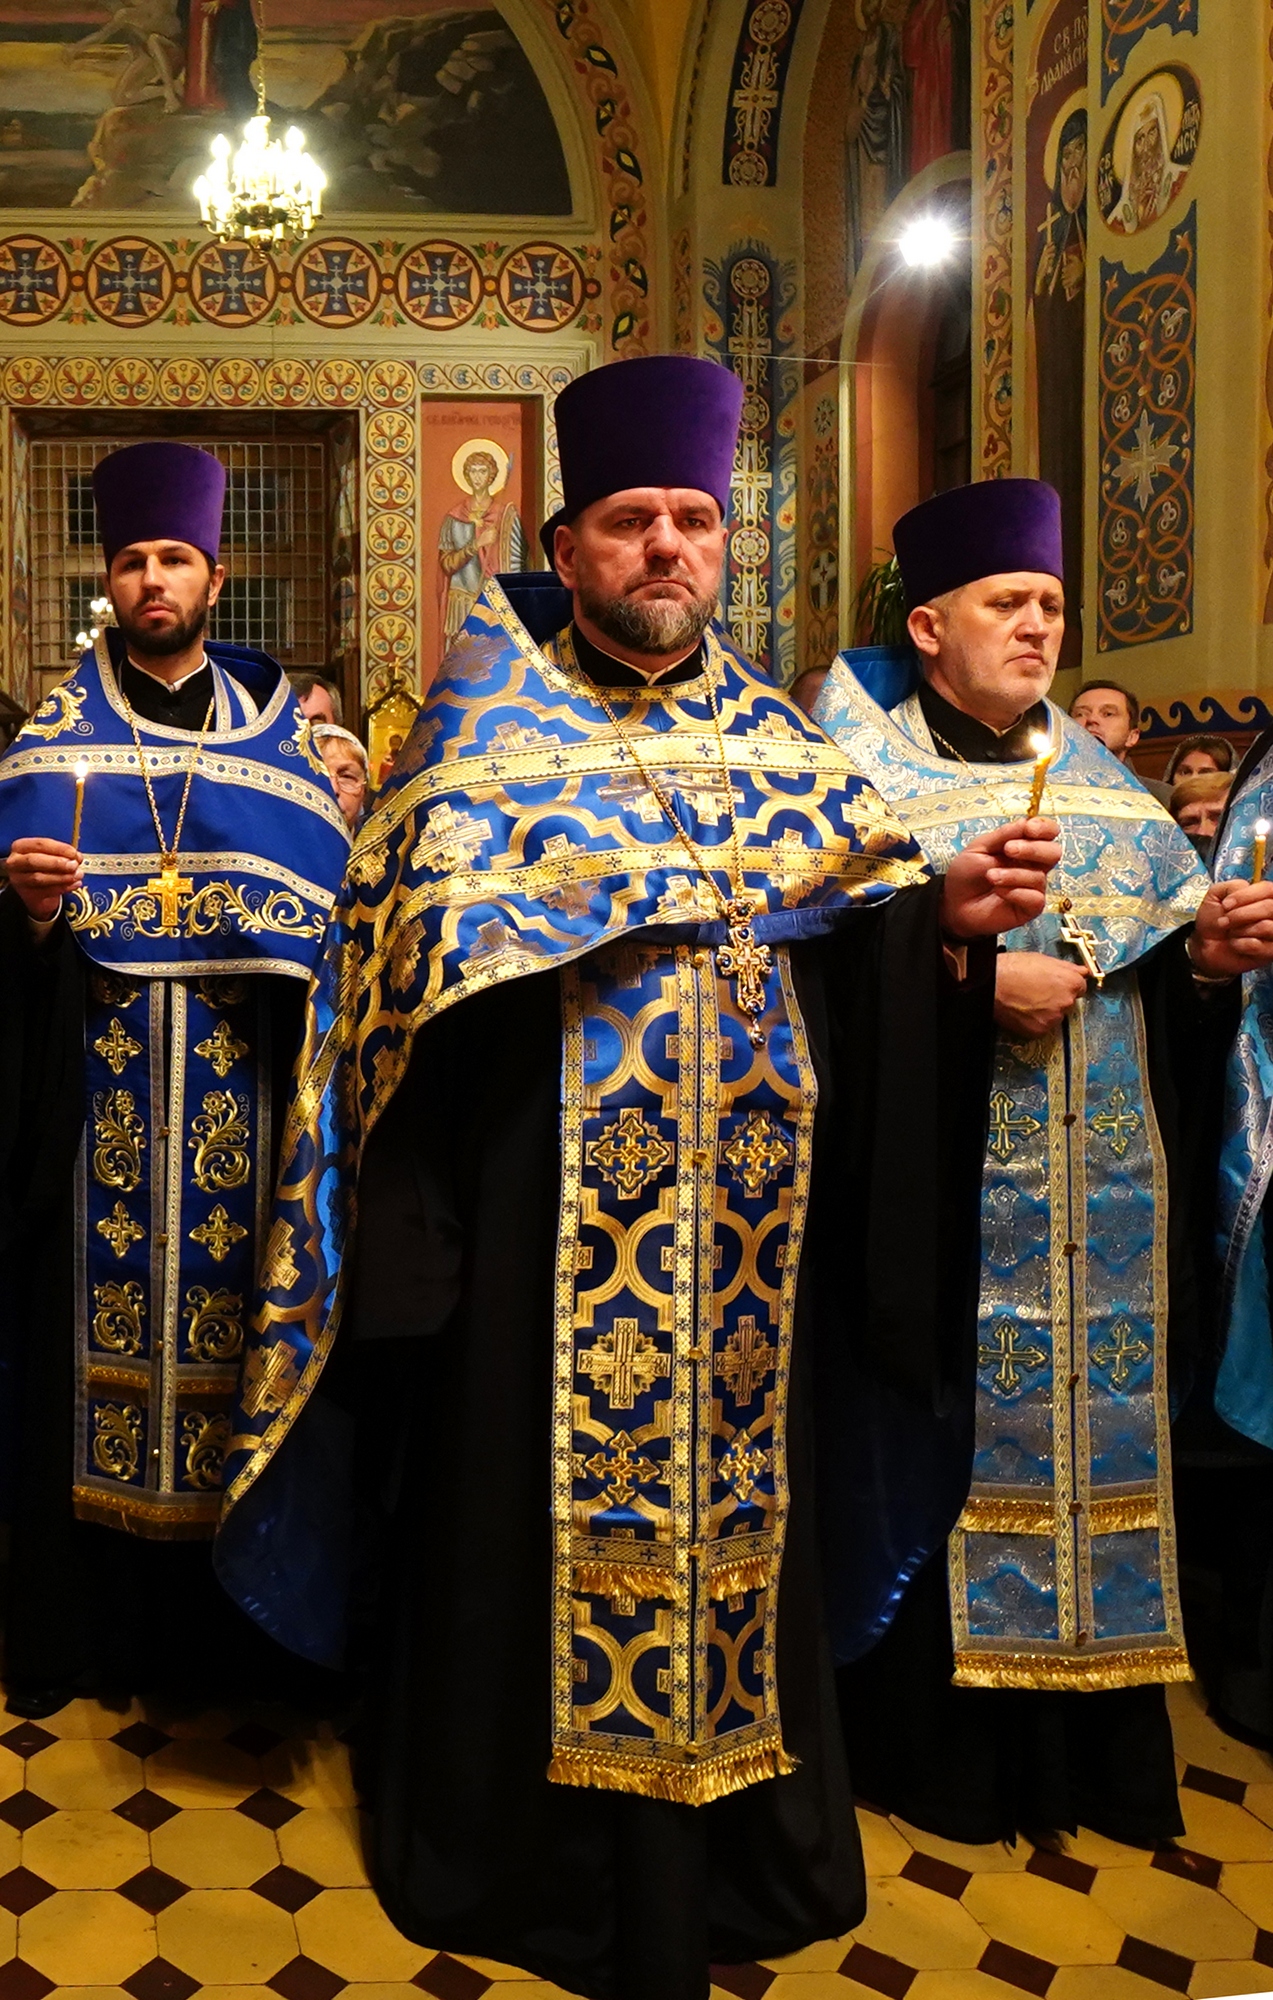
[
  {"xmin": 115, "ymin": 596, "xmax": 209, "ymax": 660},
  {"xmin": 578, "ymin": 575, "xmax": 715, "ymax": 656}
]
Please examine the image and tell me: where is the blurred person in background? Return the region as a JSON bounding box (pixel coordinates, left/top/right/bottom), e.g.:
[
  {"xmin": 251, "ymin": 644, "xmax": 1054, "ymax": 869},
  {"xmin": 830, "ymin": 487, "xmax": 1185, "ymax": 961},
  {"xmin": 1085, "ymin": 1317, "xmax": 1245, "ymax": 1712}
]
[
  {"xmin": 1165, "ymin": 733, "xmax": 1234, "ymax": 786},
  {"xmin": 288, "ymin": 670, "xmax": 343, "ymax": 727},
  {"xmin": 1171, "ymin": 770, "xmax": 1231, "ymax": 861},
  {"xmin": 314, "ymin": 722, "xmax": 369, "ymax": 828},
  {"xmin": 1070, "ymin": 677, "xmax": 1172, "ymax": 802}
]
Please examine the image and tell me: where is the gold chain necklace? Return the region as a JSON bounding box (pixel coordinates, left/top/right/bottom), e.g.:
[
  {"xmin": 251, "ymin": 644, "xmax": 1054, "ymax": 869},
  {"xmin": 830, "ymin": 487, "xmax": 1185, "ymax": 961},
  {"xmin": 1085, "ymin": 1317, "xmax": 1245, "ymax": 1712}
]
[
  {"xmin": 578, "ymin": 644, "xmax": 773, "ymax": 1045},
  {"xmin": 122, "ymin": 666, "xmax": 215, "ymax": 938}
]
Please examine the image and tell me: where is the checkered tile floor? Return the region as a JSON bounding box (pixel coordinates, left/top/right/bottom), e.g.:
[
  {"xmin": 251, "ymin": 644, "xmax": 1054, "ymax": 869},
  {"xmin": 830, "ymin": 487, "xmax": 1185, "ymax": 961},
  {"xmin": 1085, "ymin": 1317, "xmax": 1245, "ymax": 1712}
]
[{"xmin": 0, "ymin": 1682, "xmax": 1269, "ymax": 1999}]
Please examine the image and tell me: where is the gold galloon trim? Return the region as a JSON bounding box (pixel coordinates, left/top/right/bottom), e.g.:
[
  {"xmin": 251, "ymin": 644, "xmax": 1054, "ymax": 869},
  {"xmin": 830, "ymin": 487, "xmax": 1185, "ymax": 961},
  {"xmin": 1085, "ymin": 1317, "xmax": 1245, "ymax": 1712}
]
[
  {"xmin": 1089, "ymin": 1494, "xmax": 1160, "ymax": 1533},
  {"xmin": 957, "ymin": 1495, "xmax": 1053, "ymax": 1534},
  {"xmin": 546, "ymin": 1738, "xmax": 799, "ymax": 1806},
  {"xmin": 573, "ymin": 1560, "xmax": 683, "ymax": 1605},
  {"xmin": 952, "ymin": 1645, "xmax": 1192, "ymax": 1691},
  {"xmin": 72, "ymin": 1483, "xmax": 219, "ymax": 1540}
]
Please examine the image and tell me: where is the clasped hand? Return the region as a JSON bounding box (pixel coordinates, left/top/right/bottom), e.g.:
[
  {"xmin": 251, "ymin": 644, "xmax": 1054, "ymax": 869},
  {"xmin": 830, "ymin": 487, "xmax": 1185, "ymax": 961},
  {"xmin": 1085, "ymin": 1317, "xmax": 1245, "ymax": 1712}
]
[
  {"xmin": 939, "ymin": 819, "xmax": 1062, "ymax": 941},
  {"xmin": 1190, "ymin": 879, "xmax": 1273, "ymax": 979},
  {"xmin": 4, "ymin": 836, "xmax": 82, "ymax": 923}
]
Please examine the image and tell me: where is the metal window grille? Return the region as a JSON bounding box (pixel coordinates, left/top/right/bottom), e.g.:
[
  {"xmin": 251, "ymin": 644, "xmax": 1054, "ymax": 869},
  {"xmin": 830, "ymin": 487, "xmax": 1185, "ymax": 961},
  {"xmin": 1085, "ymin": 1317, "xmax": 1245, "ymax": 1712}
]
[{"xmin": 29, "ymin": 438, "xmax": 328, "ymax": 673}]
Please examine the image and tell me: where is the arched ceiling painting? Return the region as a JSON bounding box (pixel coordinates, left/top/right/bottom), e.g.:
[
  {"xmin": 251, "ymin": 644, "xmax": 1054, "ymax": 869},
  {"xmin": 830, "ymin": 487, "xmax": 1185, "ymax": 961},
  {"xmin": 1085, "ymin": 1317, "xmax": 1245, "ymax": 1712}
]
[{"xmin": 0, "ymin": 0, "xmax": 572, "ymax": 213}]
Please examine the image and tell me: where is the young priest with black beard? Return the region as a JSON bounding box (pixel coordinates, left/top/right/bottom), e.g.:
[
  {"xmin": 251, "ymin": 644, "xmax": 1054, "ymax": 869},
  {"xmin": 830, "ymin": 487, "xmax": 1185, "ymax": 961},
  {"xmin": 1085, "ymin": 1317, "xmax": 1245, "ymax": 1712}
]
[{"xmin": 0, "ymin": 442, "xmax": 348, "ymax": 1715}]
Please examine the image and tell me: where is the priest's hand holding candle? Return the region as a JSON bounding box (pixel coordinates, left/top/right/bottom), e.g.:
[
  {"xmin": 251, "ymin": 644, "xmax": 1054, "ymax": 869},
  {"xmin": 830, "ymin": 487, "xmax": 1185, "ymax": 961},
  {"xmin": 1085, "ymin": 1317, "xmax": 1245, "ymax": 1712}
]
[{"xmin": 3, "ymin": 761, "xmax": 89, "ymax": 924}]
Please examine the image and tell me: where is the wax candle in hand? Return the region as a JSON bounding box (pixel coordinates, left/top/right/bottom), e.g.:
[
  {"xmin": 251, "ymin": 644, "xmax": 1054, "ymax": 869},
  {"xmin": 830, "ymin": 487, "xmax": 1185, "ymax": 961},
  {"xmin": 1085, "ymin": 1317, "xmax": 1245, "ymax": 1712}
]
[
  {"xmin": 1253, "ymin": 818, "xmax": 1269, "ymax": 884},
  {"xmin": 1026, "ymin": 731, "xmax": 1055, "ymax": 821},
  {"xmin": 71, "ymin": 758, "xmax": 89, "ymax": 850}
]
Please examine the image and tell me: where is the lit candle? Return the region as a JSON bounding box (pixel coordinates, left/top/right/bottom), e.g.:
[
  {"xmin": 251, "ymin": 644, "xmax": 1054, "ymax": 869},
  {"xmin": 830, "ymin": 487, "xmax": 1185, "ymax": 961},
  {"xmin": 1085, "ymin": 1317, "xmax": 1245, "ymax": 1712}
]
[
  {"xmin": 1025, "ymin": 729, "xmax": 1055, "ymax": 820},
  {"xmin": 71, "ymin": 758, "xmax": 89, "ymax": 850},
  {"xmin": 1254, "ymin": 819, "xmax": 1270, "ymax": 884}
]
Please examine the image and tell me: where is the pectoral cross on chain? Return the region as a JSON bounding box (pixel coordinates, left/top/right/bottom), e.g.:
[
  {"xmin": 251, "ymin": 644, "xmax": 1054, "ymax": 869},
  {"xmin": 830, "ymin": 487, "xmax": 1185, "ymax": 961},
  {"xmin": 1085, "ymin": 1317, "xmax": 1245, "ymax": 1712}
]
[
  {"xmin": 1057, "ymin": 898, "xmax": 1106, "ymax": 986},
  {"xmin": 716, "ymin": 897, "xmax": 773, "ymax": 1047},
  {"xmin": 146, "ymin": 856, "xmax": 194, "ymax": 937}
]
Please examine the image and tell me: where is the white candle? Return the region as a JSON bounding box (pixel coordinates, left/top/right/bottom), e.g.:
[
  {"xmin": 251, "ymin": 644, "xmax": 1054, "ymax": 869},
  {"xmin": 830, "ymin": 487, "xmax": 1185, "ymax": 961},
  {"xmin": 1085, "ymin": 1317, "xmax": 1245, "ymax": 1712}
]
[
  {"xmin": 1254, "ymin": 818, "xmax": 1270, "ymax": 884},
  {"xmin": 71, "ymin": 758, "xmax": 89, "ymax": 850},
  {"xmin": 1026, "ymin": 730, "xmax": 1055, "ymax": 820}
]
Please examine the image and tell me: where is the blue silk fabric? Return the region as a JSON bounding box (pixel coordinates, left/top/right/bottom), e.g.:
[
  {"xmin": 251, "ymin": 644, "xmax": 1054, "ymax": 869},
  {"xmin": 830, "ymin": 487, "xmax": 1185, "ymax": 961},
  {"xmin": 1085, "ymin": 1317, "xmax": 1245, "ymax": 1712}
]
[
  {"xmin": 0, "ymin": 635, "xmax": 347, "ymax": 1536},
  {"xmin": 215, "ymin": 580, "xmax": 927, "ymax": 1801},
  {"xmin": 1212, "ymin": 741, "xmax": 1273, "ymax": 1450},
  {"xmin": 818, "ymin": 658, "xmax": 1205, "ymax": 1690}
]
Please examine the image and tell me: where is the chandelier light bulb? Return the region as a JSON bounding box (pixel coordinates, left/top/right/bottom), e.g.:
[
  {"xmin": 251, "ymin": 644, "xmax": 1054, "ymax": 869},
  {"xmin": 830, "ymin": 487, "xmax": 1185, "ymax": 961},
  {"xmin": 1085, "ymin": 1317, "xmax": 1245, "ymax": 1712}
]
[
  {"xmin": 195, "ymin": 104, "xmax": 325, "ymax": 249},
  {"xmin": 899, "ymin": 214, "xmax": 957, "ymax": 269}
]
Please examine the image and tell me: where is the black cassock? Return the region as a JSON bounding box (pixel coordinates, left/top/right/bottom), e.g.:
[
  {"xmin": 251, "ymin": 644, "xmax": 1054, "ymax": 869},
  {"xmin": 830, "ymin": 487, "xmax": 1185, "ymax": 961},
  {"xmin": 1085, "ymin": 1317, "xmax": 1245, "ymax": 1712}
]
[
  {"xmin": 337, "ymin": 857, "xmax": 996, "ymax": 2000},
  {"xmin": 0, "ymin": 663, "xmax": 317, "ymax": 1708}
]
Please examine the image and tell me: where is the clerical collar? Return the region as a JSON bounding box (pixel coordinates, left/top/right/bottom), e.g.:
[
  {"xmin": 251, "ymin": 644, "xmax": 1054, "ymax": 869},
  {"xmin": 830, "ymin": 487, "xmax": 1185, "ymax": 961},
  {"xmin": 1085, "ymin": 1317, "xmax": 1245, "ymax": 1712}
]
[
  {"xmin": 119, "ymin": 654, "xmax": 215, "ymax": 733},
  {"xmin": 125, "ymin": 653, "xmax": 209, "ymax": 693},
  {"xmin": 569, "ymin": 623, "xmax": 705, "ymax": 689},
  {"xmin": 917, "ymin": 676, "xmax": 1047, "ymax": 765}
]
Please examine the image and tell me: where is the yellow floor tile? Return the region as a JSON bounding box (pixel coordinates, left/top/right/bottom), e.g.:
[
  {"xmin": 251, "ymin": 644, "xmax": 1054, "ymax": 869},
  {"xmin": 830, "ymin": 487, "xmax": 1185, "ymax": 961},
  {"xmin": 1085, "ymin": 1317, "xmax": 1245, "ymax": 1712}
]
[
  {"xmin": 294, "ymin": 1886, "xmax": 428, "ymax": 1982},
  {"xmin": 27, "ymin": 1739, "xmax": 142, "ymax": 1812},
  {"xmin": 452, "ymin": 1959, "xmax": 541, "ymax": 1979},
  {"xmin": 333, "ymin": 1988, "xmax": 430, "ymax": 2000},
  {"xmin": 50, "ymin": 1989, "xmax": 132, "ymax": 1999},
  {"xmin": 150, "ymin": 1806, "xmax": 280, "ymax": 1886},
  {"xmin": 18, "ymin": 1892, "xmax": 152, "ymax": 1984},
  {"xmin": 1065, "ymin": 1827, "xmax": 1157, "ymax": 1868},
  {"xmin": 512, "ymin": 1987, "xmax": 588, "ymax": 1999},
  {"xmin": 261, "ymin": 1735, "xmax": 360, "ymax": 1807},
  {"xmin": 157, "ymin": 1888, "xmax": 298, "ymax": 1983},
  {"xmin": 277, "ymin": 1805, "xmax": 369, "ymax": 1886},
  {"xmin": 1048, "ymin": 1969, "xmax": 1184, "ymax": 1999},
  {"xmin": 0, "ymin": 1821, "xmax": 21, "ymax": 1877},
  {"xmin": 1189, "ymin": 1964, "xmax": 1273, "ymax": 1997},
  {"xmin": 1179, "ymin": 1791, "xmax": 1273, "ymax": 1861},
  {"xmin": 1239, "ymin": 1783, "xmax": 1273, "ymax": 1832},
  {"xmin": 846, "ymin": 1876, "xmax": 989, "ymax": 1969},
  {"xmin": 22, "ymin": 1809, "xmax": 149, "ymax": 1889},
  {"xmin": 44, "ymin": 1698, "xmax": 140, "ymax": 1740},
  {"xmin": 0, "ymin": 1744, "xmax": 27, "ymax": 1802},
  {"xmin": 961, "ymin": 1870, "xmax": 1124, "ymax": 1965},
  {"xmin": 759, "ymin": 1937, "xmax": 851, "ymax": 1972},
  {"xmin": 764, "ymin": 1978, "xmax": 859, "ymax": 1999},
  {"xmin": 1166, "ymin": 1687, "xmax": 1273, "ymax": 1787},
  {"xmin": 857, "ymin": 1813, "xmax": 912, "ymax": 1877},
  {"xmin": 1218, "ymin": 1859, "xmax": 1273, "ymax": 1928},
  {"xmin": 145, "ymin": 1738, "xmax": 262, "ymax": 1807},
  {"xmin": 908, "ymin": 1975, "xmax": 1055, "ymax": 2000},
  {"xmin": 893, "ymin": 1818, "xmax": 1031, "ymax": 1873},
  {"xmin": 188, "ymin": 1989, "xmax": 279, "ymax": 2000},
  {"xmin": 1090, "ymin": 1867, "xmax": 1256, "ymax": 1961}
]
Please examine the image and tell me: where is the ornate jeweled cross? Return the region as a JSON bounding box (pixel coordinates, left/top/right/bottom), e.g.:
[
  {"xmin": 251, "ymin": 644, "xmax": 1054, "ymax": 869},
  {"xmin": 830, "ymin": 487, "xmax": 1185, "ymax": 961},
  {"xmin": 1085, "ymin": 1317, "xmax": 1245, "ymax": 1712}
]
[
  {"xmin": 1091, "ymin": 1317, "xmax": 1151, "ymax": 1391},
  {"xmin": 716, "ymin": 898, "xmax": 774, "ymax": 1048},
  {"xmin": 1057, "ymin": 899, "xmax": 1106, "ymax": 985},
  {"xmin": 146, "ymin": 856, "xmax": 194, "ymax": 936},
  {"xmin": 987, "ymin": 1089, "xmax": 1043, "ymax": 1164},
  {"xmin": 1090, "ymin": 1085, "xmax": 1141, "ymax": 1158},
  {"xmin": 579, "ymin": 1319, "xmax": 670, "ymax": 1410},
  {"xmin": 978, "ymin": 1317, "xmax": 1048, "ymax": 1396}
]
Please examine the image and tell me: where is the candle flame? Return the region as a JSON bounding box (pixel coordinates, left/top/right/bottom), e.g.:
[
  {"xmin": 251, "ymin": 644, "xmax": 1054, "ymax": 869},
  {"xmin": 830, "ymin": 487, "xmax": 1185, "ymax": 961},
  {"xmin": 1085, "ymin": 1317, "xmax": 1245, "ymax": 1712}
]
[
  {"xmin": 1258, "ymin": 820, "xmax": 1271, "ymax": 838},
  {"xmin": 1029, "ymin": 731, "xmax": 1052, "ymax": 759},
  {"xmin": 74, "ymin": 758, "xmax": 89, "ymax": 781}
]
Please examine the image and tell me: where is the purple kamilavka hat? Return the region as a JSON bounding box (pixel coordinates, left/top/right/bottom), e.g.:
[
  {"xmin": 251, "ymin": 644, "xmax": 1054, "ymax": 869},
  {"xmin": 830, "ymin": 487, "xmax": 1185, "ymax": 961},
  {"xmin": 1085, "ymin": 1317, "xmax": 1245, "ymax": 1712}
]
[
  {"xmin": 893, "ymin": 479, "xmax": 1064, "ymax": 608},
  {"xmin": 93, "ymin": 442, "xmax": 227, "ymax": 566},
  {"xmin": 540, "ymin": 355, "xmax": 744, "ymax": 558}
]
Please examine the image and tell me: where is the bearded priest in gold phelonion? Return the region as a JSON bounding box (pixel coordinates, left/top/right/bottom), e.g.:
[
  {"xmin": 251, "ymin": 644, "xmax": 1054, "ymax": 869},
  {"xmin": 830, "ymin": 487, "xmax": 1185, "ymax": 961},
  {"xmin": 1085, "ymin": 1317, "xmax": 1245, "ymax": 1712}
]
[
  {"xmin": 216, "ymin": 357, "xmax": 1060, "ymax": 2000},
  {"xmin": 820, "ymin": 478, "xmax": 1273, "ymax": 1850}
]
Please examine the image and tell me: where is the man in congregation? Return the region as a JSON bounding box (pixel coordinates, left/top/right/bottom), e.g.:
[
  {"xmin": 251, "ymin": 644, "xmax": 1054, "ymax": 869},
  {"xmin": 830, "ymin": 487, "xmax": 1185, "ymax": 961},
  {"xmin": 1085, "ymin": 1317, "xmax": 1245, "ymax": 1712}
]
[
  {"xmin": 0, "ymin": 441, "xmax": 349, "ymax": 1716},
  {"xmin": 1071, "ymin": 676, "xmax": 1172, "ymax": 803},
  {"xmin": 214, "ymin": 355, "xmax": 1061, "ymax": 2000},
  {"xmin": 820, "ymin": 478, "xmax": 1273, "ymax": 1846}
]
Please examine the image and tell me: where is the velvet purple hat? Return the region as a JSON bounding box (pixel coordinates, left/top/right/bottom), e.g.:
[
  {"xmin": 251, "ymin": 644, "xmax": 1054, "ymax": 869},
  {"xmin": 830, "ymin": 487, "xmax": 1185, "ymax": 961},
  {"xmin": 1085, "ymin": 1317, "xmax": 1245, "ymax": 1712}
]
[
  {"xmin": 93, "ymin": 442, "xmax": 227, "ymax": 566},
  {"xmin": 540, "ymin": 355, "xmax": 743, "ymax": 558},
  {"xmin": 893, "ymin": 479, "xmax": 1063, "ymax": 608}
]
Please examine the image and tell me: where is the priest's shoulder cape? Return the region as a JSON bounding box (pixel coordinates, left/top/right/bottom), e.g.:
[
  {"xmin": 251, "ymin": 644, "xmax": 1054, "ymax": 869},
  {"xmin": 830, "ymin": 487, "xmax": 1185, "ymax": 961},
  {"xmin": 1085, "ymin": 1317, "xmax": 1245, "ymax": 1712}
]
[
  {"xmin": 0, "ymin": 628, "xmax": 348, "ymax": 979},
  {"xmin": 214, "ymin": 575, "xmax": 929, "ymax": 1665}
]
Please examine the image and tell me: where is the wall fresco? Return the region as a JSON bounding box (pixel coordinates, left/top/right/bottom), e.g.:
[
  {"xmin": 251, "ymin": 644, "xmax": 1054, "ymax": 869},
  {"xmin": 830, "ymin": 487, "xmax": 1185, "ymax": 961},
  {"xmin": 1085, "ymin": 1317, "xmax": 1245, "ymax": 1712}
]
[
  {"xmin": 721, "ymin": 0, "xmax": 807, "ymax": 188},
  {"xmin": 976, "ymin": 0, "xmax": 1014, "ymax": 476},
  {"xmin": 1101, "ymin": 0, "xmax": 1198, "ymax": 104}
]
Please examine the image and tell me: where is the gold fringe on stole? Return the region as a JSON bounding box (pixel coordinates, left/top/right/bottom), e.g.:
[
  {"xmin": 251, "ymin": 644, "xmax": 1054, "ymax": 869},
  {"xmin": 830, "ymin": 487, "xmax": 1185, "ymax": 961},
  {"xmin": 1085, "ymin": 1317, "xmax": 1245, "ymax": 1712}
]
[
  {"xmin": 547, "ymin": 1739, "xmax": 800, "ymax": 1806},
  {"xmin": 706, "ymin": 1554, "xmax": 771, "ymax": 1600},
  {"xmin": 572, "ymin": 1561, "xmax": 683, "ymax": 1605},
  {"xmin": 957, "ymin": 1494, "xmax": 1160, "ymax": 1536},
  {"xmin": 952, "ymin": 1644, "xmax": 1192, "ymax": 1692}
]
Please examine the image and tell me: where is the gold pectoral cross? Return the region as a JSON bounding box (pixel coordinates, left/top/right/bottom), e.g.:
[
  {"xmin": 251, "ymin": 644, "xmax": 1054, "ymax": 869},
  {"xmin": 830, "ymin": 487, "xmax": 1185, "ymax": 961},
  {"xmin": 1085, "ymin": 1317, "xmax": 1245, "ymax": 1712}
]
[
  {"xmin": 1058, "ymin": 899, "xmax": 1106, "ymax": 986},
  {"xmin": 146, "ymin": 855, "xmax": 194, "ymax": 936},
  {"xmin": 716, "ymin": 898, "xmax": 773, "ymax": 1047}
]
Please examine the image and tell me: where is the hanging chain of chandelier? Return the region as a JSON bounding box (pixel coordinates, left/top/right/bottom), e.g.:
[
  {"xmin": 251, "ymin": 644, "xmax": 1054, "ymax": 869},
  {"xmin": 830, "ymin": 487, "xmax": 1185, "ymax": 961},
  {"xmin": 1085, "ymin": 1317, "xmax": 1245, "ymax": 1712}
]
[{"xmin": 193, "ymin": 9, "xmax": 325, "ymax": 249}]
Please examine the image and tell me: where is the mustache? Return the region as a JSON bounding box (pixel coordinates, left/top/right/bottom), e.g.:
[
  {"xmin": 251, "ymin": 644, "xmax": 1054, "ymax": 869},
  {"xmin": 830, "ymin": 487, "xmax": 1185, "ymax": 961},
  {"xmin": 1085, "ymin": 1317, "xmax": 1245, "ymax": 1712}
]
[{"xmin": 625, "ymin": 566, "xmax": 695, "ymax": 593}]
